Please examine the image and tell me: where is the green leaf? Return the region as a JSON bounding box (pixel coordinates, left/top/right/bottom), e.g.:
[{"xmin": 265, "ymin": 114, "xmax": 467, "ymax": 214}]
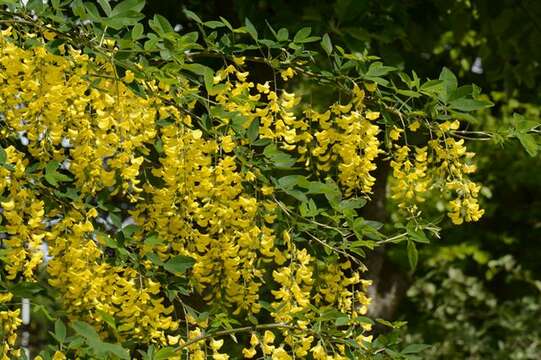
[
  {"xmin": 293, "ymin": 27, "xmax": 311, "ymax": 42},
  {"xmin": 319, "ymin": 308, "xmax": 345, "ymax": 321},
  {"xmin": 397, "ymin": 89, "xmax": 421, "ymax": 98},
  {"xmin": 448, "ymin": 98, "xmax": 493, "ymax": 112},
  {"xmin": 131, "ymin": 23, "xmax": 144, "ymax": 39},
  {"xmin": 51, "ymin": 0, "xmax": 61, "ymax": 10},
  {"xmin": 71, "ymin": 320, "xmax": 101, "ymax": 344},
  {"xmin": 276, "ymin": 28, "xmax": 289, "ymax": 42},
  {"xmin": 0, "ymin": 146, "xmax": 6, "ymax": 165},
  {"xmin": 100, "ymin": 343, "xmax": 130, "ymax": 360},
  {"xmin": 154, "ymin": 347, "xmax": 178, "ymax": 360},
  {"xmin": 259, "ymin": 39, "xmax": 278, "ymax": 48},
  {"xmin": 339, "ymin": 198, "xmax": 367, "ymax": 211},
  {"xmin": 277, "ymin": 175, "xmax": 310, "ymax": 189},
  {"xmin": 54, "ymin": 319, "xmax": 66, "ymax": 343},
  {"xmin": 335, "ymin": 315, "xmax": 349, "ymax": 326},
  {"xmin": 282, "ymin": 188, "xmax": 308, "ymax": 202},
  {"xmin": 71, "ymin": 320, "xmax": 129, "ymax": 359},
  {"xmin": 144, "ymin": 233, "xmax": 164, "ymax": 246},
  {"xmin": 298, "ymin": 36, "xmax": 320, "ymax": 43},
  {"xmin": 420, "ymin": 79, "xmax": 443, "ymax": 93},
  {"xmin": 84, "ymin": 3, "xmax": 104, "ymax": 22},
  {"xmin": 149, "ymin": 14, "xmax": 174, "ymax": 34},
  {"xmin": 96, "ymin": 0, "xmax": 111, "ymax": 16},
  {"xmin": 513, "ymin": 113, "xmax": 538, "ymax": 132},
  {"xmin": 439, "ymin": 67, "xmax": 458, "ymax": 102},
  {"xmin": 247, "ymin": 118, "xmax": 260, "ymax": 143},
  {"xmin": 184, "ymin": 9, "xmax": 202, "ymax": 23},
  {"xmin": 147, "ymin": 252, "xmax": 164, "ymax": 266},
  {"xmin": 448, "ymin": 85, "xmax": 474, "ymax": 102},
  {"xmin": 406, "ymin": 223, "xmax": 430, "ymax": 244},
  {"xmin": 71, "ymin": 0, "xmax": 86, "ymax": 18},
  {"xmin": 163, "ymin": 255, "xmax": 196, "ymax": 275},
  {"xmin": 110, "ymin": 0, "xmax": 144, "ymax": 17},
  {"xmin": 219, "ymin": 16, "xmax": 233, "ymax": 31},
  {"xmin": 402, "ymin": 344, "xmax": 431, "ymax": 354},
  {"xmin": 245, "ymin": 18, "xmax": 258, "ymax": 40},
  {"xmin": 121, "ymin": 224, "xmax": 139, "ymax": 238},
  {"xmin": 108, "ymin": 212, "xmax": 122, "ymax": 228},
  {"xmin": 96, "ymin": 309, "xmax": 116, "ymax": 330},
  {"xmin": 376, "ymin": 319, "xmax": 394, "ymax": 329},
  {"xmin": 353, "ymin": 218, "xmax": 384, "ymax": 241},
  {"xmin": 204, "ymin": 20, "xmax": 225, "ymax": 29},
  {"xmin": 517, "ymin": 133, "xmax": 538, "ymax": 157},
  {"xmin": 182, "ymin": 63, "xmax": 214, "ymax": 92},
  {"xmin": 321, "ymin": 33, "xmax": 332, "ymax": 55},
  {"xmin": 9, "ymin": 282, "xmax": 44, "ymax": 297},
  {"xmin": 33, "ymin": 306, "xmax": 54, "ymax": 325},
  {"xmin": 103, "ymin": 12, "xmax": 144, "ymax": 30},
  {"xmin": 263, "ymin": 143, "xmax": 296, "ymax": 168},
  {"xmin": 366, "ymin": 62, "xmax": 395, "ymax": 77},
  {"xmin": 407, "ymin": 240, "xmax": 418, "ymax": 271},
  {"xmin": 305, "ymin": 181, "xmax": 335, "ymax": 194},
  {"xmin": 299, "ymin": 198, "xmax": 319, "ymax": 217}
]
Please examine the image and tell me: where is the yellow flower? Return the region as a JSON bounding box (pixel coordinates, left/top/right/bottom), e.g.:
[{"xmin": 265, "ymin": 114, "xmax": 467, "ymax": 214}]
[
  {"xmin": 221, "ymin": 135, "xmax": 236, "ymax": 153},
  {"xmin": 389, "ymin": 127, "xmax": 402, "ymax": 141},
  {"xmin": 365, "ymin": 82, "xmax": 378, "ymax": 92},
  {"xmin": 280, "ymin": 67, "xmax": 295, "ymax": 81},
  {"xmin": 263, "ymin": 330, "xmax": 275, "ymax": 345},
  {"xmin": 408, "ymin": 120, "xmax": 421, "ymax": 132},
  {"xmin": 52, "ymin": 351, "xmax": 67, "ymax": 360},
  {"xmin": 210, "ymin": 339, "xmax": 224, "ymax": 352},
  {"xmin": 355, "ymin": 334, "xmax": 373, "ymax": 349},
  {"xmin": 250, "ymin": 333, "xmax": 259, "ymax": 346},
  {"xmin": 272, "ymin": 347, "xmax": 291, "ymax": 360},
  {"xmin": 233, "ymin": 56, "xmax": 246, "ymax": 65},
  {"xmin": 123, "ymin": 70, "xmax": 135, "ymax": 83},
  {"xmin": 311, "ymin": 343, "xmax": 327, "ymax": 360},
  {"xmin": 43, "ymin": 30, "xmax": 57, "ymax": 40},
  {"xmin": 243, "ymin": 347, "xmax": 257, "ymax": 359},
  {"xmin": 213, "ymin": 354, "xmax": 229, "ymax": 360},
  {"xmin": 365, "ymin": 111, "xmax": 380, "ymax": 120},
  {"xmin": 261, "ymin": 185, "xmax": 274, "ymax": 195}
]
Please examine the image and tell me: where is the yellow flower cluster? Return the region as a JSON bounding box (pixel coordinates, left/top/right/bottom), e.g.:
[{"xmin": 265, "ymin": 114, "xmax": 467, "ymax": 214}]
[
  {"xmin": 0, "ymin": 27, "xmax": 157, "ymax": 197},
  {"xmin": 429, "ymin": 121, "xmax": 484, "ymax": 224},
  {"xmin": 390, "ymin": 145, "xmax": 431, "ymax": 216},
  {"xmin": 46, "ymin": 211, "xmax": 178, "ymax": 343},
  {"xmin": 0, "ymin": 29, "xmax": 179, "ymax": 346},
  {"xmin": 0, "ymin": 146, "xmax": 45, "ymax": 280},
  {"xmin": 307, "ymin": 101, "xmax": 381, "ymax": 196},
  {"xmin": 178, "ymin": 328, "xmax": 224, "ymax": 360},
  {"xmin": 315, "ymin": 260, "xmax": 372, "ymax": 318},
  {"xmin": 271, "ymin": 235, "xmax": 313, "ymax": 324},
  {"xmin": 0, "ymin": 292, "xmax": 22, "ymax": 360},
  {"xmin": 130, "ymin": 118, "xmax": 279, "ymax": 314},
  {"xmin": 210, "ymin": 65, "xmax": 382, "ymax": 196},
  {"xmin": 256, "ymin": 234, "xmax": 373, "ymax": 359},
  {"xmin": 389, "ymin": 120, "xmax": 484, "ymax": 223}
]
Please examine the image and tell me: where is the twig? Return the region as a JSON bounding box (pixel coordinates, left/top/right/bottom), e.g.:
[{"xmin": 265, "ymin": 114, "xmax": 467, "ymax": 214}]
[
  {"xmin": 176, "ymin": 323, "xmax": 294, "ymax": 350},
  {"xmin": 376, "ymin": 232, "xmax": 408, "ymax": 245}
]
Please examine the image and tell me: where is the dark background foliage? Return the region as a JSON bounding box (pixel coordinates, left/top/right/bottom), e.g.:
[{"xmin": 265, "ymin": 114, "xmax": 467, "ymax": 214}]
[{"xmin": 146, "ymin": 0, "xmax": 541, "ymax": 103}]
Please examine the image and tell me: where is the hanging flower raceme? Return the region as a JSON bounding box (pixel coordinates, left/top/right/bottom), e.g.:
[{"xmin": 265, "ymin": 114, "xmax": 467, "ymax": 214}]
[{"xmin": 388, "ymin": 120, "xmax": 484, "ymax": 223}]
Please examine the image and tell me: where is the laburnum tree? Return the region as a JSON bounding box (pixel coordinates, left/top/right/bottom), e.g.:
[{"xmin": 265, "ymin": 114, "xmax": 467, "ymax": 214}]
[{"xmin": 1, "ymin": 0, "xmax": 528, "ymax": 359}]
